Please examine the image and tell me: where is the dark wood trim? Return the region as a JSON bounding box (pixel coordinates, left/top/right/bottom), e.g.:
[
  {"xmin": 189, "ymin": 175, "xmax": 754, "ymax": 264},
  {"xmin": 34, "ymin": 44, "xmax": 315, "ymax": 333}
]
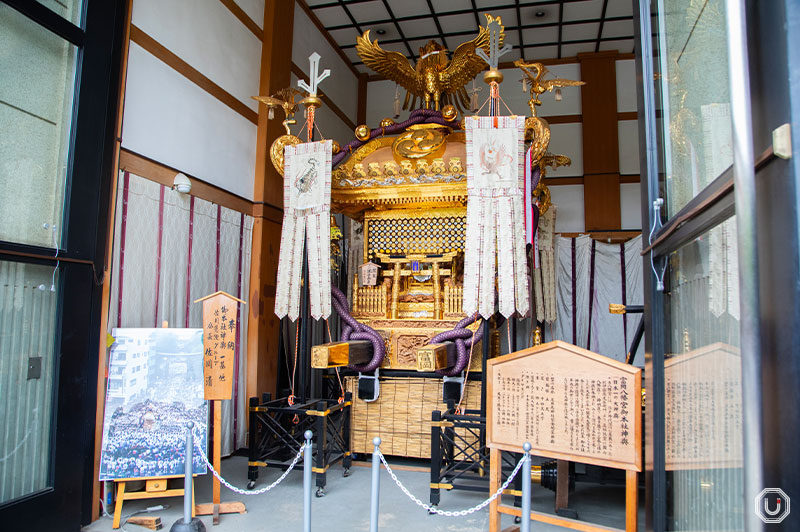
[
  {"xmin": 119, "ymin": 149, "xmax": 255, "ymax": 214},
  {"xmin": 219, "ymin": 0, "xmax": 263, "ymax": 40},
  {"xmin": 129, "ymin": 24, "xmax": 258, "ymax": 125},
  {"xmin": 295, "ymin": 0, "xmax": 361, "ymax": 78},
  {"xmin": 620, "ymin": 174, "xmax": 641, "ymax": 183},
  {"xmin": 579, "ymin": 52, "xmax": 621, "ymax": 230},
  {"xmin": 618, "ymin": 111, "xmax": 638, "ymax": 121},
  {"xmin": 292, "ymin": 62, "xmax": 357, "ymax": 131},
  {"xmin": 545, "ymin": 114, "xmax": 582, "ymax": 124},
  {"xmin": 545, "ymin": 177, "xmax": 584, "ymax": 185},
  {"xmin": 558, "ymin": 230, "xmax": 641, "ymax": 243}
]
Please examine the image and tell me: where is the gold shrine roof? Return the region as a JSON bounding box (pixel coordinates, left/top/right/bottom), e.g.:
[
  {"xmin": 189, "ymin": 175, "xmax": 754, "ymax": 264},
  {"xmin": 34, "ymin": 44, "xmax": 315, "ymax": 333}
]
[{"xmin": 332, "ymin": 125, "xmax": 468, "ymax": 219}]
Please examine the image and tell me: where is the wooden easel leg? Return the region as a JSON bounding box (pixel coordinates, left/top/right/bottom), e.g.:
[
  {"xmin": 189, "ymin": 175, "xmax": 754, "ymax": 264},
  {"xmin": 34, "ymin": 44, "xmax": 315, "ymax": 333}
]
[
  {"xmin": 112, "ymin": 482, "xmax": 126, "ymax": 529},
  {"xmin": 555, "ymin": 460, "xmax": 569, "ymax": 512},
  {"xmin": 489, "ymin": 448, "xmax": 502, "ymax": 532},
  {"xmin": 192, "ymin": 479, "xmax": 196, "ymax": 518},
  {"xmin": 626, "ymin": 470, "xmax": 637, "ymax": 532}
]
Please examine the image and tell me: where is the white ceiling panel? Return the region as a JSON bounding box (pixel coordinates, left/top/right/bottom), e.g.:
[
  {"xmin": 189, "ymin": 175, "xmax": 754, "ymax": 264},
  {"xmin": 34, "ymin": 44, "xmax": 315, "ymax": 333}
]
[
  {"xmin": 350, "ymin": 1, "xmax": 391, "ymax": 24},
  {"xmin": 599, "ymin": 39, "xmax": 634, "ymax": 53},
  {"xmin": 330, "ymin": 27, "xmax": 362, "ymax": 46},
  {"xmin": 438, "ymin": 12, "xmax": 480, "ymax": 34},
  {"xmin": 526, "ymin": 45, "xmax": 559, "ymax": 60},
  {"xmin": 430, "ymin": 0, "xmax": 473, "ymax": 14},
  {"xmin": 314, "ymin": 6, "xmax": 352, "ymax": 28},
  {"xmin": 561, "ymin": 42, "xmax": 596, "ymax": 57},
  {"xmin": 398, "ymin": 17, "xmax": 439, "ymax": 38},
  {"xmin": 605, "ymin": 0, "xmax": 633, "ymax": 18},
  {"xmin": 523, "ymin": 26, "xmax": 559, "ymax": 45},
  {"xmin": 519, "ymin": 6, "xmax": 559, "ymax": 26},
  {"xmin": 563, "ymin": 0, "xmax": 604, "ymax": 21},
  {"xmin": 390, "ymin": 0, "xmax": 433, "ymax": 19},
  {"xmin": 562, "ymin": 22, "xmax": 600, "ymax": 42},
  {"xmin": 601, "ymin": 19, "xmax": 634, "ymax": 39}
]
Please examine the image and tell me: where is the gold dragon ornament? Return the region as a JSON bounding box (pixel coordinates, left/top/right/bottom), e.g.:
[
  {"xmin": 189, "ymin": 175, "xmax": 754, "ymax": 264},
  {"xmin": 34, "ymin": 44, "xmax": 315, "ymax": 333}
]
[
  {"xmin": 356, "ymin": 14, "xmax": 505, "ymax": 112},
  {"xmin": 516, "ymin": 60, "xmax": 585, "ymax": 214}
]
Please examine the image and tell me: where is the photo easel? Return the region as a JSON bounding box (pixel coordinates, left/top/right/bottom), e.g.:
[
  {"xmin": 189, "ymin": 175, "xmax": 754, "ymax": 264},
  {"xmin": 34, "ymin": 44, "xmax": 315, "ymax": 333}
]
[
  {"xmin": 111, "ymin": 321, "xmax": 197, "ymax": 529},
  {"xmin": 194, "ymin": 292, "xmax": 247, "ymax": 525},
  {"xmin": 112, "ymin": 474, "xmax": 196, "ymax": 529}
]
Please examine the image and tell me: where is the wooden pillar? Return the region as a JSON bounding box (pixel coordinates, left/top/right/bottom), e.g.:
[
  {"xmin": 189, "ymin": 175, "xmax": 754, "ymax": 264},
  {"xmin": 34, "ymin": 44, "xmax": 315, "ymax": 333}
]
[
  {"xmin": 357, "ymin": 73, "xmax": 368, "ymax": 126},
  {"xmin": 578, "ymin": 51, "xmax": 621, "ymax": 231},
  {"xmin": 391, "ymin": 263, "xmax": 401, "ymax": 319},
  {"xmin": 247, "ymin": 0, "xmax": 295, "ymax": 403}
]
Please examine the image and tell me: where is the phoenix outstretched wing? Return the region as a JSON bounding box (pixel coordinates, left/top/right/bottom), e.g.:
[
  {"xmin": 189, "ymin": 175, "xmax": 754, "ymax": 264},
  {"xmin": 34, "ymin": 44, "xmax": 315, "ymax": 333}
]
[
  {"xmin": 540, "ymin": 78, "xmax": 586, "ymax": 92},
  {"xmin": 440, "ymin": 14, "xmax": 504, "ymax": 92},
  {"xmin": 356, "ymin": 30, "xmax": 419, "ymax": 93}
]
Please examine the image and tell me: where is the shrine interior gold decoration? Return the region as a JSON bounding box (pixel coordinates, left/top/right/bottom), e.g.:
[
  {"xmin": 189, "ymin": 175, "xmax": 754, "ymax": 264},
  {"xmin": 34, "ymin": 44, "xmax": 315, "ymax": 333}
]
[
  {"xmin": 392, "ymin": 124, "xmax": 449, "ymax": 162},
  {"xmin": 269, "ymin": 134, "xmax": 302, "ymax": 177},
  {"xmin": 355, "ymin": 14, "xmax": 505, "ymax": 111},
  {"xmin": 253, "ymin": 87, "xmax": 307, "ymax": 134},
  {"xmin": 515, "ymin": 60, "xmax": 585, "ymax": 116}
]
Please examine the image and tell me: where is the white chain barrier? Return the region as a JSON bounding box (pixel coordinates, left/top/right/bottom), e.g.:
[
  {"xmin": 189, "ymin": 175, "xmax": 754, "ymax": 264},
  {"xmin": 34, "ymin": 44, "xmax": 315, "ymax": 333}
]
[
  {"xmin": 192, "ymin": 428, "xmax": 305, "ymax": 496},
  {"xmin": 378, "ymin": 450, "xmax": 526, "ymax": 517}
]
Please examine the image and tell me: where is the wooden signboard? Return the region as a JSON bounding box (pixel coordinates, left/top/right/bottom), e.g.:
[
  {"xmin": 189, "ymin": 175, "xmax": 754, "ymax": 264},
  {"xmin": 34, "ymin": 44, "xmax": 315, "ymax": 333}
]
[
  {"xmin": 360, "ymin": 262, "xmax": 379, "ymax": 286},
  {"xmin": 194, "ymin": 291, "xmax": 246, "ymax": 525},
  {"xmin": 665, "ymin": 342, "xmax": 742, "ymax": 470},
  {"xmin": 196, "ymin": 291, "xmax": 245, "ymax": 400},
  {"xmin": 487, "ymin": 341, "xmax": 641, "ymax": 532}
]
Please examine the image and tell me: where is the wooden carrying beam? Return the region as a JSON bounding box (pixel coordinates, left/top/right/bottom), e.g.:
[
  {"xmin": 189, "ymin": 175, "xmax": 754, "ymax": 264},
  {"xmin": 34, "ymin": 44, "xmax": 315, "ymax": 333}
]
[
  {"xmin": 416, "ymin": 342, "xmax": 456, "ymax": 372},
  {"xmin": 311, "ymin": 341, "xmax": 373, "ymax": 369}
]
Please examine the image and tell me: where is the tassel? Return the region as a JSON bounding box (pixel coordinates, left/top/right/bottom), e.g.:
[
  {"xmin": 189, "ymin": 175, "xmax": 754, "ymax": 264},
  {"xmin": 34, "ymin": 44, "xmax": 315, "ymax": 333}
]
[
  {"xmin": 555, "ymin": 87, "xmax": 563, "ymax": 101},
  {"xmin": 393, "ymin": 84, "xmax": 401, "ymax": 118},
  {"xmin": 522, "ymin": 78, "xmax": 528, "ymax": 93},
  {"xmin": 268, "ymin": 107, "xmax": 274, "ymax": 120}
]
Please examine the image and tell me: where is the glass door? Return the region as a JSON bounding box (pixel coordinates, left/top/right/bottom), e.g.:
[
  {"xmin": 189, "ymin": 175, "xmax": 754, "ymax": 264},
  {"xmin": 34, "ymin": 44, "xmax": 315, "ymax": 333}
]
[
  {"xmin": 0, "ymin": 1, "xmax": 125, "ymax": 529},
  {"xmin": 634, "ymin": 0, "xmax": 755, "ymax": 530}
]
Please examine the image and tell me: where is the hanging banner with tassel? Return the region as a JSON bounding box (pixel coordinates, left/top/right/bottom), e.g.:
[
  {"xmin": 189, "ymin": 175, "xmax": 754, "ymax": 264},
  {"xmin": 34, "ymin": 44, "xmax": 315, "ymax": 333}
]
[
  {"xmin": 275, "ymin": 140, "xmax": 333, "ymax": 321},
  {"xmin": 463, "ymin": 115, "xmax": 529, "ymax": 319}
]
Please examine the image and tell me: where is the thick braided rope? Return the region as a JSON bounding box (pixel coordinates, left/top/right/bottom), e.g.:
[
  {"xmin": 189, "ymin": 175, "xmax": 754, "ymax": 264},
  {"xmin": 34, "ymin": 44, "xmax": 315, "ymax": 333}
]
[
  {"xmin": 331, "ymin": 286, "xmax": 386, "ymax": 371},
  {"xmin": 429, "ymin": 314, "xmax": 484, "ymax": 376},
  {"xmin": 332, "ymin": 109, "xmax": 460, "ymax": 167}
]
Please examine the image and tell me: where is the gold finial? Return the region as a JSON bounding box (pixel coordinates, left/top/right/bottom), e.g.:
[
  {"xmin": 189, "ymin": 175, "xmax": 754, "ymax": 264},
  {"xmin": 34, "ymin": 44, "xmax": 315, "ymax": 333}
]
[
  {"xmin": 441, "ymin": 104, "xmax": 458, "ymax": 122},
  {"xmin": 379, "ymin": 117, "xmax": 395, "ymax": 128},
  {"xmin": 331, "ymin": 139, "xmax": 341, "ymax": 154},
  {"xmin": 355, "ymin": 124, "xmax": 371, "ymax": 141}
]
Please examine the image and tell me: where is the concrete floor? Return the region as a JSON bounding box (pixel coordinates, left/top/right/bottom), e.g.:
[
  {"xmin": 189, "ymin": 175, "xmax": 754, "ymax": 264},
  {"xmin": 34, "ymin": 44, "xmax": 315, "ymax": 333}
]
[{"xmin": 84, "ymin": 455, "xmax": 643, "ymax": 532}]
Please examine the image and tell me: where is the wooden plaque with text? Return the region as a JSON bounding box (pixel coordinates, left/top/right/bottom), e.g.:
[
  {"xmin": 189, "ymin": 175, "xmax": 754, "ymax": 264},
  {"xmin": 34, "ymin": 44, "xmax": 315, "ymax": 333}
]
[
  {"xmin": 488, "ymin": 340, "xmax": 642, "ymax": 472},
  {"xmin": 195, "ymin": 291, "xmax": 245, "ymax": 401}
]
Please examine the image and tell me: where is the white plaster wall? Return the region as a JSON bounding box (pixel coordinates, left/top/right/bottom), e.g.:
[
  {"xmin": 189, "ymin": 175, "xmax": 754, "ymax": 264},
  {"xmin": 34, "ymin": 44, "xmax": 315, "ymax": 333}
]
[
  {"xmin": 293, "ymin": 3, "xmax": 359, "ymax": 122},
  {"xmin": 551, "ymin": 185, "xmax": 585, "ymax": 233},
  {"xmin": 122, "ymin": 43, "xmax": 257, "ymax": 200},
  {"xmin": 620, "ymin": 183, "xmax": 643, "ymax": 230},
  {"xmin": 234, "ymin": 0, "xmax": 264, "ymax": 28},
  {"xmin": 616, "ymin": 59, "xmax": 637, "ymax": 113},
  {"xmin": 618, "ymin": 119, "xmax": 640, "ymax": 175},
  {"xmin": 132, "ymin": 0, "xmax": 262, "ymax": 112}
]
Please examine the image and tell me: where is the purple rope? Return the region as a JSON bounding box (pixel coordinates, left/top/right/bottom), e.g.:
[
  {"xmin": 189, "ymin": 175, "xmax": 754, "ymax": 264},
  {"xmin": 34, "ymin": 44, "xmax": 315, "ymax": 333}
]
[
  {"xmin": 331, "ymin": 287, "xmax": 386, "ymax": 372},
  {"xmin": 429, "ymin": 314, "xmax": 484, "ymax": 376},
  {"xmin": 332, "ymin": 109, "xmax": 461, "ymax": 167}
]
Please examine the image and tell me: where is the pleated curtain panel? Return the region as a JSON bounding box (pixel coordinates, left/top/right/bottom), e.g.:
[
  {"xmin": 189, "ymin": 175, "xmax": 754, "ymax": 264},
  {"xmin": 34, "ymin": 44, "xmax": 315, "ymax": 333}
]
[{"xmin": 107, "ymin": 172, "xmax": 253, "ymax": 455}]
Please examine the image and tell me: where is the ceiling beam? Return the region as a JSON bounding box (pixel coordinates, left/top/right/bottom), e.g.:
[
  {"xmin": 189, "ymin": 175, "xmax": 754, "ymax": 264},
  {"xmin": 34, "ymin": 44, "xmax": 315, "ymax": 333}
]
[{"xmin": 296, "ymin": 0, "xmax": 361, "ymax": 78}]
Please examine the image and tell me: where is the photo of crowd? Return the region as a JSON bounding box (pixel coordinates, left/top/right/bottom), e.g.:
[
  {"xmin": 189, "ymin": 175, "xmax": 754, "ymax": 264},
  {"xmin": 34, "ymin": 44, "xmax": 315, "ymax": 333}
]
[{"xmin": 99, "ymin": 328, "xmax": 208, "ymax": 480}]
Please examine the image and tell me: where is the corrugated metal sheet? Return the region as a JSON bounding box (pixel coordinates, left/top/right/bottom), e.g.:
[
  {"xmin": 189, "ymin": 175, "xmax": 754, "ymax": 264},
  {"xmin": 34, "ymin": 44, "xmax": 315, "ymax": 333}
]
[{"xmin": 0, "ymin": 260, "xmax": 58, "ymax": 504}]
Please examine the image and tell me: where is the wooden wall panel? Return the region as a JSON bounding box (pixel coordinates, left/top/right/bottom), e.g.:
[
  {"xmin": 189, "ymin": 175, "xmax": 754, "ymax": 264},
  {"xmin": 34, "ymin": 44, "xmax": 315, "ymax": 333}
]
[
  {"xmin": 248, "ymin": 0, "xmax": 295, "ymax": 401},
  {"xmin": 579, "ymin": 51, "xmax": 621, "ymax": 231}
]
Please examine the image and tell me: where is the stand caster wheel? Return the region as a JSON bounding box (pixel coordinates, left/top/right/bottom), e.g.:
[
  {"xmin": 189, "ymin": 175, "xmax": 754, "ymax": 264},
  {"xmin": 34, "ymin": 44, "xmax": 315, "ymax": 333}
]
[
  {"xmin": 247, "ymin": 480, "xmax": 256, "ymax": 490},
  {"xmin": 428, "ymin": 506, "xmax": 438, "ymax": 515},
  {"xmin": 315, "ymin": 487, "xmax": 325, "ymax": 498},
  {"xmin": 343, "ymin": 468, "xmax": 351, "ymax": 478}
]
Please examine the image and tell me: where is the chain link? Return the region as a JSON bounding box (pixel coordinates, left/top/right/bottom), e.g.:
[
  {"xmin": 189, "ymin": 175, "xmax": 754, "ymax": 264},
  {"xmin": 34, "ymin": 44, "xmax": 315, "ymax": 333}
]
[
  {"xmin": 378, "ymin": 451, "xmax": 526, "ymax": 517},
  {"xmin": 192, "ymin": 428, "xmax": 306, "ymax": 496}
]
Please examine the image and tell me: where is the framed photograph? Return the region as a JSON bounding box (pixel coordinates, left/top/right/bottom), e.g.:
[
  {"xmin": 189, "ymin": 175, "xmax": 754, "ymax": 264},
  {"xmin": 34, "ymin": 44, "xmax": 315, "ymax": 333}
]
[{"xmin": 99, "ymin": 328, "xmax": 208, "ymax": 480}]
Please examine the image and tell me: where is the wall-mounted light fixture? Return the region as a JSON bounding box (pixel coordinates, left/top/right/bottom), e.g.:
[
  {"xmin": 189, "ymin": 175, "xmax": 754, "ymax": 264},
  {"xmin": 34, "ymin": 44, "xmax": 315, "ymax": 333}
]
[{"xmin": 173, "ymin": 172, "xmax": 191, "ymax": 194}]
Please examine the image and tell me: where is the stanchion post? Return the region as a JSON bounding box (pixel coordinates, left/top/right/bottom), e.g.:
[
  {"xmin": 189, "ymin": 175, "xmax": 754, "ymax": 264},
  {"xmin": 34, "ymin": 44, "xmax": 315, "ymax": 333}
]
[
  {"xmin": 521, "ymin": 442, "xmax": 532, "ymax": 532},
  {"xmin": 370, "ymin": 437, "xmax": 382, "ymax": 532},
  {"xmin": 304, "ymin": 430, "xmax": 313, "ymax": 532},
  {"xmin": 169, "ymin": 422, "xmax": 205, "ymax": 532}
]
